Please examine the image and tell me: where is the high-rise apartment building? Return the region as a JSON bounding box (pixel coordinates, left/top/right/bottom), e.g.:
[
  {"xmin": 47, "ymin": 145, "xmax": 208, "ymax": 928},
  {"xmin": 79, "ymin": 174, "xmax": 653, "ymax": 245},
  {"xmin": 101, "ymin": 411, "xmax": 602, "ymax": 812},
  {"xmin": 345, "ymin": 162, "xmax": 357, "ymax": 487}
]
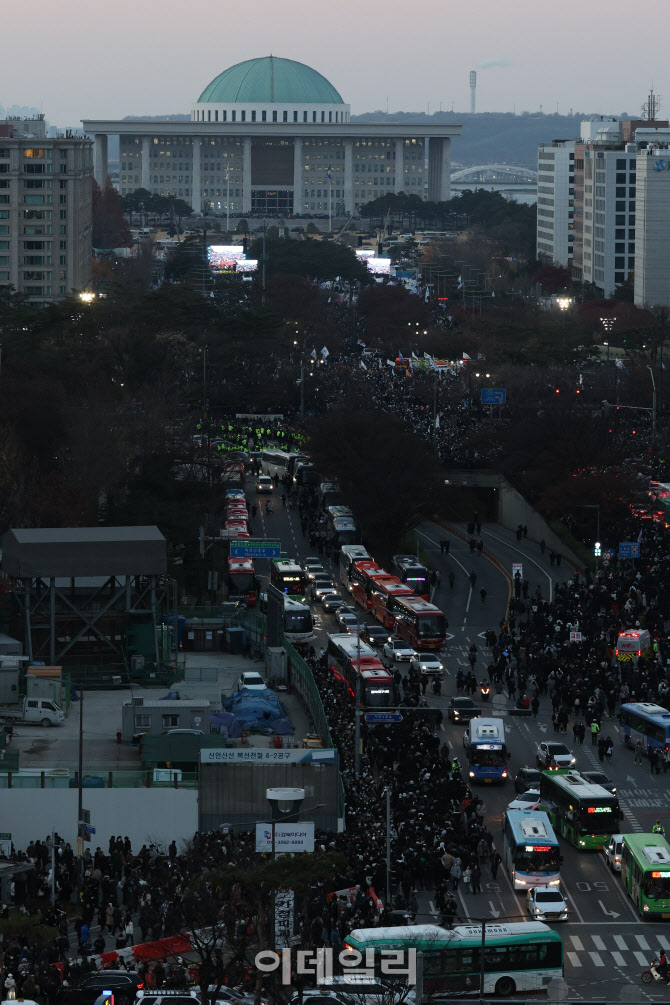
[
  {"xmin": 0, "ymin": 114, "xmax": 93, "ymax": 304},
  {"xmin": 634, "ymin": 133, "xmax": 670, "ymax": 307},
  {"xmin": 536, "ymin": 139, "xmax": 575, "ymax": 268}
]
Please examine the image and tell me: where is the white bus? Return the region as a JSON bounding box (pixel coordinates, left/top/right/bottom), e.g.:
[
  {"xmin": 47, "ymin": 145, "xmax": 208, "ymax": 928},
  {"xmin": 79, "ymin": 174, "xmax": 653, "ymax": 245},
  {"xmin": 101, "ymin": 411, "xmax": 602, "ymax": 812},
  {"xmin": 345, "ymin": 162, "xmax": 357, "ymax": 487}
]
[
  {"xmin": 502, "ymin": 809, "xmax": 561, "ymax": 890},
  {"xmin": 261, "ymin": 449, "xmax": 303, "ymax": 480}
]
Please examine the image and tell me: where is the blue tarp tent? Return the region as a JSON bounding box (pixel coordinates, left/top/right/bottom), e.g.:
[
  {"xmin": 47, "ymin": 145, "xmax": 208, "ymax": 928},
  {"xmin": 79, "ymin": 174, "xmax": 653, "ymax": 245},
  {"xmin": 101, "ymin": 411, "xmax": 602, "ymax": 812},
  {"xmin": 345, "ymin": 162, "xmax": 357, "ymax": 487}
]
[
  {"xmin": 222, "ymin": 687, "xmax": 295, "ymax": 735},
  {"xmin": 209, "ymin": 709, "xmax": 243, "ymax": 738}
]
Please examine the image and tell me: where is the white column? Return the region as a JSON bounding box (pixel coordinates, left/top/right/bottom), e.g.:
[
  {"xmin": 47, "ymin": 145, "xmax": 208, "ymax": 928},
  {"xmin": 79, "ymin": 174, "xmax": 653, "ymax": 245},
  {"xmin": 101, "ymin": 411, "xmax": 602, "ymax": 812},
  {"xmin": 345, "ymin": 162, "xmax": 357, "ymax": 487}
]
[
  {"xmin": 292, "ymin": 138, "xmax": 303, "ymax": 216},
  {"xmin": 141, "ymin": 136, "xmax": 151, "ymax": 190},
  {"xmin": 394, "ymin": 138, "xmax": 404, "ymax": 194},
  {"xmin": 93, "ymin": 134, "xmax": 108, "ymax": 187},
  {"xmin": 242, "ymin": 137, "xmax": 252, "ymax": 213},
  {"xmin": 344, "ymin": 140, "xmax": 354, "ymax": 213},
  {"xmin": 191, "ymin": 138, "xmax": 202, "ymax": 214},
  {"xmin": 440, "ymin": 138, "xmax": 451, "ymax": 202}
]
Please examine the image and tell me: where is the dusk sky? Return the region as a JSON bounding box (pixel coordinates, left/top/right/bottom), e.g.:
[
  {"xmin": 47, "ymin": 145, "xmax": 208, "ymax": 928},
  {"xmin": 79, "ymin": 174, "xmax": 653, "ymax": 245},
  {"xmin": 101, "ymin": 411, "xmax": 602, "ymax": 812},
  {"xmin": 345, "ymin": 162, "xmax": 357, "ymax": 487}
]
[{"xmin": 3, "ymin": 0, "xmax": 668, "ymax": 125}]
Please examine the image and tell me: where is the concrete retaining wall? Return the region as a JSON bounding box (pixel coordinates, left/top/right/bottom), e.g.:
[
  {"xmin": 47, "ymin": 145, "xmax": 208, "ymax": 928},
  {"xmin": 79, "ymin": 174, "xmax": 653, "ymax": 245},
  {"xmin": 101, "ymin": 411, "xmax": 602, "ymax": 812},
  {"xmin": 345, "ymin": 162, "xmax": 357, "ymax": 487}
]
[{"xmin": 2, "ymin": 788, "xmax": 198, "ymax": 850}]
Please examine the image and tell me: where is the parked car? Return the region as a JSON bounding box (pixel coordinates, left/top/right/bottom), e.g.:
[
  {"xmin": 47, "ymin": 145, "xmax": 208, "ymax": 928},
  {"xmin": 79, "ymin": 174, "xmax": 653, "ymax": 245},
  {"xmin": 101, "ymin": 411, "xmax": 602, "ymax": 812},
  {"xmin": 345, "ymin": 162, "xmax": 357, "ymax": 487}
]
[
  {"xmin": 526, "ymin": 886, "xmax": 569, "ymax": 921},
  {"xmin": 446, "ymin": 697, "xmax": 479, "ymax": 722},
  {"xmin": 383, "ymin": 637, "xmax": 417, "ymax": 662},
  {"xmin": 536, "ymin": 741, "xmax": 576, "ymax": 770},
  {"xmin": 506, "ymin": 789, "xmax": 541, "ymax": 811},
  {"xmin": 514, "ymin": 766, "xmax": 543, "ymax": 793},
  {"xmin": 409, "ymin": 653, "xmax": 443, "ymax": 677},
  {"xmin": 238, "ymin": 671, "xmax": 266, "ymax": 691},
  {"xmin": 57, "ymin": 972, "xmax": 143, "ymax": 1005},
  {"xmin": 604, "ymin": 833, "xmax": 624, "ymax": 872}
]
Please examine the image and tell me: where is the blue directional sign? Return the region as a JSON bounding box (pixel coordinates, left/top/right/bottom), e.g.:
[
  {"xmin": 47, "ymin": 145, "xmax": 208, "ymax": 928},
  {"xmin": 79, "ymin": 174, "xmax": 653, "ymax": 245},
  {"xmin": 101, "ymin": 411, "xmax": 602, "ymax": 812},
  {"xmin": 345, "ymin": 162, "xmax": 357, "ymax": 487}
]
[
  {"xmin": 230, "ymin": 539, "xmax": 281, "ymax": 558},
  {"xmin": 481, "ymin": 388, "xmax": 507, "ymax": 405},
  {"xmin": 364, "ymin": 712, "xmax": 403, "ymax": 723},
  {"xmin": 618, "ymin": 542, "xmax": 640, "ymax": 559}
]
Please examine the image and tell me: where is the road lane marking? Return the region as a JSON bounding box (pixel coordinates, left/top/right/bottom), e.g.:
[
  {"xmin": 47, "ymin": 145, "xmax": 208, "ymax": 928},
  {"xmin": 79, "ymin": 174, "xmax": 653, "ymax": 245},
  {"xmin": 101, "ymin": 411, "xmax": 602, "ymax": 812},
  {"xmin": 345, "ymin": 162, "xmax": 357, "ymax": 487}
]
[
  {"xmin": 588, "ymin": 952, "xmax": 605, "ymax": 967},
  {"xmin": 657, "ymin": 936, "xmax": 670, "ymax": 951},
  {"xmin": 614, "ymin": 936, "xmax": 628, "ymax": 950},
  {"xmin": 637, "ymin": 936, "xmax": 651, "ymax": 951},
  {"xmin": 634, "ymin": 951, "xmax": 650, "ymax": 966},
  {"xmin": 611, "ymin": 951, "xmax": 626, "ymax": 966},
  {"xmin": 481, "ymin": 528, "xmax": 554, "ymax": 602},
  {"xmin": 561, "ymin": 881, "xmax": 585, "ymax": 924},
  {"xmin": 566, "ymin": 952, "xmax": 581, "ymax": 967},
  {"xmin": 570, "ymin": 936, "xmax": 585, "ymax": 950},
  {"xmin": 592, "ymin": 936, "xmax": 606, "ymax": 950}
]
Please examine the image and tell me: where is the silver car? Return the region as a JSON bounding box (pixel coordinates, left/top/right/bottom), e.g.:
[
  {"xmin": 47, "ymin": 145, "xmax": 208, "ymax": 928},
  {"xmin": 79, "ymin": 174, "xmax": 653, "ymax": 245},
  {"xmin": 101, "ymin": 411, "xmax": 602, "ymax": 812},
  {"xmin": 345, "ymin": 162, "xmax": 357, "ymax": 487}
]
[{"xmin": 410, "ymin": 653, "xmax": 443, "ymax": 676}]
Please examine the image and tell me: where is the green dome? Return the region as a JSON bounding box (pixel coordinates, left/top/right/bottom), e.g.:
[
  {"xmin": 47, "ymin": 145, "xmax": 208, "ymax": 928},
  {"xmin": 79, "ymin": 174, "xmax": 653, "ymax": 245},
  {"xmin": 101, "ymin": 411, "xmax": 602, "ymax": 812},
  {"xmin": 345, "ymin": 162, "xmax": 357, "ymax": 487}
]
[{"xmin": 198, "ymin": 56, "xmax": 344, "ymax": 105}]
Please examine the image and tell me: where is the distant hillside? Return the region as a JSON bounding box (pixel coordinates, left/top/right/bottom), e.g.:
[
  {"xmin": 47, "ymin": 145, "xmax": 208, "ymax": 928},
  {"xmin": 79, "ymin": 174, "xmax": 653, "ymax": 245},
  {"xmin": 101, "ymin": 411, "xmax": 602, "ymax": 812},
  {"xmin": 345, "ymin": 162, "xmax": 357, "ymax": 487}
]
[{"xmin": 351, "ymin": 111, "xmax": 622, "ymax": 168}]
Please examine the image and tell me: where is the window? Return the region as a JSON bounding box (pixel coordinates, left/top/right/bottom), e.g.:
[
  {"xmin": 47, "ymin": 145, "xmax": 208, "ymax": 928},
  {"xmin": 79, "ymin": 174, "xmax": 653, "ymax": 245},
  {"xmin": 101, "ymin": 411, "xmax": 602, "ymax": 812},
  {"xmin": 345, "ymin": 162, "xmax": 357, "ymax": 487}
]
[
  {"xmin": 241, "ymin": 111, "xmax": 246, "ymax": 122},
  {"xmin": 262, "ymin": 110, "xmax": 267, "ymax": 122},
  {"xmin": 134, "ymin": 714, "xmax": 151, "ymax": 728},
  {"xmin": 231, "ymin": 110, "xmax": 236, "ymax": 122},
  {"xmin": 321, "ymin": 111, "xmax": 325, "ymax": 122},
  {"xmin": 283, "ymin": 111, "xmax": 287, "ymax": 123},
  {"xmin": 25, "ymin": 195, "xmax": 45, "ymax": 205},
  {"xmin": 272, "ymin": 111, "xmax": 278, "ymax": 123},
  {"xmin": 294, "ymin": 110, "xmax": 298, "ymax": 123},
  {"xmin": 251, "ymin": 110, "xmax": 256, "ymax": 123},
  {"xmin": 162, "ymin": 714, "xmax": 179, "ymax": 728},
  {"xmin": 303, "ymin": 111, "xmax": 307, "ymax": 123}
]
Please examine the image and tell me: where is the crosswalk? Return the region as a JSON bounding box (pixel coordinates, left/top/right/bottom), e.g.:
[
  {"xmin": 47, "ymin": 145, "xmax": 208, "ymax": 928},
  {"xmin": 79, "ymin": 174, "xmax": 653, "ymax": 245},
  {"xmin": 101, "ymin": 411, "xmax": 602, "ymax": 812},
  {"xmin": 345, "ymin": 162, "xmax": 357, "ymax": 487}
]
[{"xmin": 565, "ymin": 932, "xmax": 670, "ymax": 970}]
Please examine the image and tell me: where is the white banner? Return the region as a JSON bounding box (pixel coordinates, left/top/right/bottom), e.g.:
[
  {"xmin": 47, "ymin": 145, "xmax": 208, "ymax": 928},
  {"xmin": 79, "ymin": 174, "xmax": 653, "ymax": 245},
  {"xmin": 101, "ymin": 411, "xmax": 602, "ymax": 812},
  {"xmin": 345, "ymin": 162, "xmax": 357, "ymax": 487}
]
[
  {"xmin": 200, "ymin": 748, "xmax": 336, "ymax": 764},
  {"xmin": 274, "ymin": 889, "xmax": 295, "ymax": 950},
  {"xmin": 256, "ymin": 822, "xmax": 315, "ymax": 853}
]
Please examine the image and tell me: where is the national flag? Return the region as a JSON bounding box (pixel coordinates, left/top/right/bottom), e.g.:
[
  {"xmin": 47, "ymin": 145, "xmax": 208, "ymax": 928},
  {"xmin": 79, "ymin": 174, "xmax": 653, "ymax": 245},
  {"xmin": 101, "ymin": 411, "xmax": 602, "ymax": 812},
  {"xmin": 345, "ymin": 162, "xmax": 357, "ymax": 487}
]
[
  {"xmin": 321, "ymin": 346, "xmax": 330, "ymax": 358},
  {"xmin": 435, "ymin": 414, "xmax": 440, "ymax": 429},
  {"xmin": 457, "ymin": 275, "xmax": 463, "ymax": 289},
  {"xmin": 477, "ymin": 353, "xmax": 485, "ymax": 360},
  {"xmin": 326, "ymin": 164, "xmax": 332, "ymax": 181},
  {"xmin": 357, "ymin": 339, "xmax": 366, "ymax": 347},
  {"xmin": 411, "ymin": 351, "xmax": 418, "ymax": 360},
  {"xmin": 360, "ymin": 360, "xmax": 367, "ymax": 371},
  {"xmin": 491, "ymin": 290, "xmax": 495, "ymax": 298},
  {"xmin": 462, "ymin": 352, "xmax": 471, "ymax": 360},
  {"xmin": 386, "ymin": 359, "xmax": 395, "ymax": 366},
  {"xmin": 310, "ymin": 349, "xmax": 317, "ymax": 360},
  {"xmin": 637, "ymin": 528, "xmax": 643, "ymax": 543},
  {"xmin": 615, "ymin": 358, "xmax": 624, "ymax": 369}
]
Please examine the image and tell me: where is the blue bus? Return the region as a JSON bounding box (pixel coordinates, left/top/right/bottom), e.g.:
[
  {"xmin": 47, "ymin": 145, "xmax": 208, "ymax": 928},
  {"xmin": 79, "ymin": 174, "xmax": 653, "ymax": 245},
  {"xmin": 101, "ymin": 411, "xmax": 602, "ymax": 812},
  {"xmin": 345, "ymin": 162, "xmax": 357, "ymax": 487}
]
[
  {"xmin": 620, "ymin": 702, "xmax": 670, "ymax": 754},
  {"xmin": 463, "ymin": 717, "xmax": 508, "ymax": 783},
  {"xmin": 502, "ymin": 809, "xmax": 561, "ymax": 890}
]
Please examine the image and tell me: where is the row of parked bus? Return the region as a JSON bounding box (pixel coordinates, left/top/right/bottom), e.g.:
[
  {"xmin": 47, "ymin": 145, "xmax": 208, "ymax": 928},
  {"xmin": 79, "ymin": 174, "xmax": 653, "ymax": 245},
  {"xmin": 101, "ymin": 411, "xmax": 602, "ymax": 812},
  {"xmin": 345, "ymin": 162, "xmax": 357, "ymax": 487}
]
[{"xmin": 339, "ymin": 544, "xmax": 447, "ymax": 651}]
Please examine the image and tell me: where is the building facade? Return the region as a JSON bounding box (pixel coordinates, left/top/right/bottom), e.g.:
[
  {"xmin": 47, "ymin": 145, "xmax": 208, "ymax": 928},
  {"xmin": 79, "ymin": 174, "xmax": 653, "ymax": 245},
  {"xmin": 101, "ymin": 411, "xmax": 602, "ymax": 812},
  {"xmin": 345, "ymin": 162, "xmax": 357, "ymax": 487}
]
[
  {"xmin": 634, "ymin": 137, "xmax": 670, "ymax": 307},
  {"xmin": 0, "ymin": 115, "xmax": 93, "ymax": 303},
  {"xmin": 536, "ymin": 139, "xmax": 575, "ymax": 268},
  {"xmin": 82, "ymin": 56, "xmax": 461, "ymax": 217}
]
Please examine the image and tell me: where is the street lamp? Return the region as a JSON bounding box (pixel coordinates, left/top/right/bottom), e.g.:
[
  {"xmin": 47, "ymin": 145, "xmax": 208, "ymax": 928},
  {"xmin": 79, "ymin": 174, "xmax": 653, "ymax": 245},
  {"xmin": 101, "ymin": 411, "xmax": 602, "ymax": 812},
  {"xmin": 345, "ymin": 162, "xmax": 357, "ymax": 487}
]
[
  {"xmin": 600, "ymin": 317, "xmax": 615, "ymax": 360},
  {"xmin": 266, "ymin": 787, "xmax": 305, "ymax": 859}
]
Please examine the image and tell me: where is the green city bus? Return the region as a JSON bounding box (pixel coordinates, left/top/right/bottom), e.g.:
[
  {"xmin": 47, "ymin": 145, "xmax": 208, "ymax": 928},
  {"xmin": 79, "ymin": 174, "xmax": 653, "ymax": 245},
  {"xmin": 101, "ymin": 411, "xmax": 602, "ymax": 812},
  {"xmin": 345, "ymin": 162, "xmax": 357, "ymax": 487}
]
[
  {"xmin": 343, "ymin": 923, "xmax": 563, "ymax": 998},
  {"xmin": 539, "ymin": 769, "xmax": 622, "ymax": 850},
  {"xmin": 622, "ymin": 833, "xmax": 670, "ymax": 917}
]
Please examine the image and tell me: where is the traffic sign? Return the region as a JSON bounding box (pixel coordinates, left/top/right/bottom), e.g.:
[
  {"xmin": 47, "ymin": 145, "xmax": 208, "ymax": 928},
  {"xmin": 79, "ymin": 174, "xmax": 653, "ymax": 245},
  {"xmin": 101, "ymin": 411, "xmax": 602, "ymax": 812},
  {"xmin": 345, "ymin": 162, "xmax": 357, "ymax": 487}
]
[
  {"xmin": 364, "ymin": 712, "xmax": 403, "ymax": 723},
  {"xmin": 602, "ymin": 548, "xmax": 615, "ymax": 561},
  {"xmin": 512, "ymin": 562, "xmax": 523, "ymax": 581},
  {"xmin": 230, "ymin": 539, "xmax": 281, "ymax": 558},
  {"xmin": 618, "ymin": 541, "xmax": 640, "ymax": 559},
  {"xmin": 570, "ymin": 631, "xmax": 582, "ymax": 643},
  {"xmin": 481, "ymin": 388, "xmax": 506, "ymax": 405}
]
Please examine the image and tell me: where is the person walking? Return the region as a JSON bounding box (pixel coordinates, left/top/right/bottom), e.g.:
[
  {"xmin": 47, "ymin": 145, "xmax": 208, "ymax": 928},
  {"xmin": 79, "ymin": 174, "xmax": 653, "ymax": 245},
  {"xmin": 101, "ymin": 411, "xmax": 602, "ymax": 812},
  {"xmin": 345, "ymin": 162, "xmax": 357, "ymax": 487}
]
[
  {"xmin": 480, "ymin": 588, "xmax": 487, "ymax": 605},
  {"xmin": 590, "ymin": 719, "xmax": 600, "ymax": 746},
  {"xmin": 450, "ymin": 858, "xmax": 462, "ymax": 891},
  {"xmin": 471, "ymin": 864, "xmax": 482, "ymax": 894},
  {"xmin": 448, "ymin": 571, "xmax": 455, "ymax": 589},
  {"xmin": 531, "ymin": 695, "xmax": 540, "ymax": 717},
  {"xmin": 634, "ymin": 738, "xmax": 643, "ymax": 764},
  {"xmin": 649, "ymin": 747, "xmax": 658, "ymax": 775},
  {"xmin": 490, "ymin": 849, "xmax": 502, "ymax": 879}
]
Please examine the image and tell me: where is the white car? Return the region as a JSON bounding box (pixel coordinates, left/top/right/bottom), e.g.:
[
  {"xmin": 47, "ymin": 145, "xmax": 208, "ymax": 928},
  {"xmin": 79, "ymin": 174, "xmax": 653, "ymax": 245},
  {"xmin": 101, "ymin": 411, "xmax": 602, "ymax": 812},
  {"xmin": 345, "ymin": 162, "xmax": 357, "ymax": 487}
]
[
  {"xmin": 303, "ymin": 559, "xmax": 325, "ymax": 580},
  {"xmin": 339, "ymin": 613, "xmax": 366, "ymax": 635},
  {"xmin": 311, "ymin": 579, "xmax": 335, "ymax": 601},
  {"xmin": 383, "ymin": 637, "xmax": 417, "ymax": 662},
  {"xmin": 604, "ymin": 833, "xmax": 623, "ymax": 872},
  {"xmin": 409, "ymin": 653, "xmax": 443, "ymax": 677},
  {"xmin": 256, "ymin": 475, "xmax": 273, "ymax": 493},
  {"xmin": 336, "ymin": 606, "xmax": 358, "ymax": 626},
  {"xmin": 527, "ymin": 886, "xmax": 568, "ymax": 921},
  {"xmin": 536, "ymin": 741, "xmax": 576, "ymax": 770},
  {"xmin": 238, "ymin": 671, "xmax": 267, "ymax": 691},
  {"xmin": 506, "ymin": 789, "xmax": 541, "ymax": 811}
]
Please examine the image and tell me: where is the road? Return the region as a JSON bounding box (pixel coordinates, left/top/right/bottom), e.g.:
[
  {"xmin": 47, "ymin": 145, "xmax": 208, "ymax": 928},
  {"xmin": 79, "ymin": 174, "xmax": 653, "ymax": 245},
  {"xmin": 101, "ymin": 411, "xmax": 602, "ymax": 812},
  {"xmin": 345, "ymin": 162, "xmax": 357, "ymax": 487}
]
[{"xmin": 247, "ymin": 484, "xmax": 667, "ymax": 1000}]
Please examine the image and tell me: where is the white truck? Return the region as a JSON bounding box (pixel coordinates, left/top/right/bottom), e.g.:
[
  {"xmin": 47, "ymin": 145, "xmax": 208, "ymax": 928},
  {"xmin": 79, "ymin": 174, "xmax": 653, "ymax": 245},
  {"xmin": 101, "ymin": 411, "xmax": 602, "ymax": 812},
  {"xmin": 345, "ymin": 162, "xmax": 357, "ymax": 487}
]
[{"xmin": 0, "ymin": 697, "xmax": 65, "ymax": 727}]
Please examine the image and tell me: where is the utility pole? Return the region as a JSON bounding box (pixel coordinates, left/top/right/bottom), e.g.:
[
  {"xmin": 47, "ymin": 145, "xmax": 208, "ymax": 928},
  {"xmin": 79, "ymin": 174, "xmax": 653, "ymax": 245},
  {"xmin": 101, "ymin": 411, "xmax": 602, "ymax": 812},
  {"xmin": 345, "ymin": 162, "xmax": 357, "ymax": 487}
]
[
  {"xmin": 354, "ymin": 628, "xmax": 361, "ymax": 776},
  {"xmin": 385, "ymin": 787, "xmax": 391, "ymax": 907},
  {"xmin": 76, "ymin": 689, "xmax": 84, "ymax": 888},
  {"xmin": 300, "ymin": 356, "xmax": 305, "ymax": 419},
  {"xmin": 648, "ymin": 365, "xmax": 657, "ymax": 451},
  {"xmin": 261, "ymin": 219, "xmax": 267, "ymax": 307}
]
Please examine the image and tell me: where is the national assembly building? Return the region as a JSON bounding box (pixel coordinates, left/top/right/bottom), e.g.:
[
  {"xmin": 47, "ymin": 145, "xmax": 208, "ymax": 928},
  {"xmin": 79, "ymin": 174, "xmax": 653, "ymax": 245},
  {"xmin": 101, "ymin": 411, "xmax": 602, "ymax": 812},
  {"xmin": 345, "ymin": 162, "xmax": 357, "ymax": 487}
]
[{"xmin": 82, "ymin": 56, "xmax": 462, "ymax": 217}]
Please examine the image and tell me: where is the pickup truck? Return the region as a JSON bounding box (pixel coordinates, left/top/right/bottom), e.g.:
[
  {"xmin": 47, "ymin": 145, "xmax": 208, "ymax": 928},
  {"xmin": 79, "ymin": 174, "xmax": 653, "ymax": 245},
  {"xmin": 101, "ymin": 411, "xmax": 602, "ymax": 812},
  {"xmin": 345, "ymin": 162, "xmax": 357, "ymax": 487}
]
[{"xmin": 0, "ymin": 697, "xmax": 65, "ymax": 727}]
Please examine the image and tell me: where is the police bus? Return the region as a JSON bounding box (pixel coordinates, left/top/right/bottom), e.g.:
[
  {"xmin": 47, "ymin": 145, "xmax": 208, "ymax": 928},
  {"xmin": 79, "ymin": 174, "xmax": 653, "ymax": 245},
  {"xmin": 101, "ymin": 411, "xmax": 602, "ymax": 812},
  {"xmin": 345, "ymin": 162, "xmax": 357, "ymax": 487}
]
[
  {"xmin": 502, "ymin": 809, "xmax": 561, "ymax": 890},
  {"xmin": 620, "ymin": 702, "xmax": 670, "ymax": 755},
  {"xmin": 463, "ymin": 717, "xmax": 508, "ymax": 783}
]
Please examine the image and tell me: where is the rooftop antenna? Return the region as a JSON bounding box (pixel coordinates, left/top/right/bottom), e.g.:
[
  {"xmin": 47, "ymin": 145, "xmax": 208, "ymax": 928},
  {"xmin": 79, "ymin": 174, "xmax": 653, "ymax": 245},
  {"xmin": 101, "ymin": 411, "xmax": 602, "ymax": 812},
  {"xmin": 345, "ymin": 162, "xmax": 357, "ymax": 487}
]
[
  {"xmin": 469, "ymin": 71, "xmax": 477, "ymax": 115},
  {"xmin": 643, "ymin": 87, "xmax": 661, "ymax": 121}
]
